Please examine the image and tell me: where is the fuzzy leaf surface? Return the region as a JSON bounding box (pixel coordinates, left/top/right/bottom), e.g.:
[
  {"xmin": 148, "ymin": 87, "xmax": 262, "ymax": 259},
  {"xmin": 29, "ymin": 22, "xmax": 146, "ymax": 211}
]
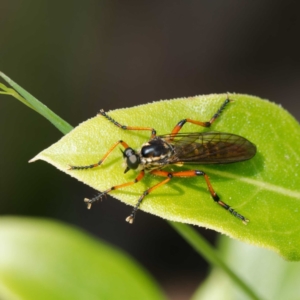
[{"xmin": 31, "ymin": 94, "xmax": 300, "ymax": 260}]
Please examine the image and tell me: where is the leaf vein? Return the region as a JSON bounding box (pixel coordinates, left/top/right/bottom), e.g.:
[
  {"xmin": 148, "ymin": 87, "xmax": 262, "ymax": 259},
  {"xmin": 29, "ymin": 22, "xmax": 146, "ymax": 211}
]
[{"xmin": 201, "ymin": 168, "xmax": 300, "ymax": 199}]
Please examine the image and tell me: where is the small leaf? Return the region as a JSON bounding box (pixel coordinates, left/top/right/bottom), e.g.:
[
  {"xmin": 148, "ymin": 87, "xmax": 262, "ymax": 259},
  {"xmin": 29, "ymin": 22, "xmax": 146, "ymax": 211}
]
[
  {"xmin": 0, "ymin": 217, "xmax": 165, "ymax": 300},
  {"xmin": 31, "ymin": 94, "xmax": 300, "ymax": 260}
]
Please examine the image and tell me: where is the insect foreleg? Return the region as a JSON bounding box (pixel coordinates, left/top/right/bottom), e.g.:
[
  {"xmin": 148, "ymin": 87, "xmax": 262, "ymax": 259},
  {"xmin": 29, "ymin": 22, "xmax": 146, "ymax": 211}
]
[
  {"xmin": 68, "ymin": 140, "xmax": 130, "ymax": 170},
  {"xmin": 84, "ymin": 170, "xmax": 145, "ymax": 209},
  {"xmin": 169, "ymin": 98, "xmax": 231, "ymax": 138},
  {"xmin": 99, "ymin": 109, "xmax": 157, "ymax": 138}
]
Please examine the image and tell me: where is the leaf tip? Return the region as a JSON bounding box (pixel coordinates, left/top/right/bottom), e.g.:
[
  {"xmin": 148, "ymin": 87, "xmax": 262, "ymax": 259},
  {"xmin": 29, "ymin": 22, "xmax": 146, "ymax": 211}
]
[
  {"xmin": 28, "ymin": 153, "xmax": 43, "ymax": 163},
  {"xmin": 28, "ymin": 156, "xmax": 38, "ymax": 163}
]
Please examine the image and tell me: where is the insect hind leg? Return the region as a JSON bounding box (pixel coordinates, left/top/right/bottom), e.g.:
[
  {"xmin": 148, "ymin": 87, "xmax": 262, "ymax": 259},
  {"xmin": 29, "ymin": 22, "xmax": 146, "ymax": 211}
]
[
  {"xmin": 150, "ymin": 169, "xmax": 248, "ymax": 224},
  {"xmin": 201, "ymin": 170, "xmax": 249, "ymax": 224}
]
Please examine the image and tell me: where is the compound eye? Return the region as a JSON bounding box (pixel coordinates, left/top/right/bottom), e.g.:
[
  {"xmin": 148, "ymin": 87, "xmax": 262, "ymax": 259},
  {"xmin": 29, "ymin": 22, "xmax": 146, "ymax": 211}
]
[
  {"xmin": 124, "ymin": 148, "xmax": 140, "ymax": 170},
  {"xmin": 127, "ymin": 154, "xmax": 140, "ymax": 169}
]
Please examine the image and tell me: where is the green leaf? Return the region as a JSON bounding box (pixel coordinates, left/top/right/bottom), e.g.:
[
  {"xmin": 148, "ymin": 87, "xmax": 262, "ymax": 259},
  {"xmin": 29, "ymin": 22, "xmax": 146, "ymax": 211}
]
[
  {"xmin": 30, "ymin": 94, "xmax": 300, "ymax": 260},
  {"xmin": 0, "ymin": 72, "xmax": 73, "ymax": 134},
  {"xmin": 0, "ymin": 217, "xmax": 165, "ymax": 300},
  {"xmin": 192, "ymin": 236, "xmax": 300, "ymax": 300}
]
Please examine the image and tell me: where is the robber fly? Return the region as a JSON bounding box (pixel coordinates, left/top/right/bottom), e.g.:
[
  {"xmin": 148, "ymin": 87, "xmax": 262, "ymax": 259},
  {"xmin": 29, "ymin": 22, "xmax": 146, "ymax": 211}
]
[{"xmin": 69, "ymin": 98, "xmax": 256, "ymax": 224}]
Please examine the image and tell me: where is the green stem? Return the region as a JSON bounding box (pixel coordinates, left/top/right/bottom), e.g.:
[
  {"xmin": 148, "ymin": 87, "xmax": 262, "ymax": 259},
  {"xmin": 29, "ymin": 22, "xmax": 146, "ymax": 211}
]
[
  {"xmin": 0, "ymin": 72, "xmax": 73, "ymax": 134},
  {"xmin": 169, "ymin": 221, "xmax": 262, "ymax": 300},
  {"xmin": 1, "ymin": 71, "xmax": 261, "ymax": 300}
]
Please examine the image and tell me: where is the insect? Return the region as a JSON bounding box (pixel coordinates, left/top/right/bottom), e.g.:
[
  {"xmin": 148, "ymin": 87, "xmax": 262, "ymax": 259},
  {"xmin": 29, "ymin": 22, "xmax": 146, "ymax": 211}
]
[{"xmin": 69, "ymin": 98, "xmax": 256, "ymax": 224}]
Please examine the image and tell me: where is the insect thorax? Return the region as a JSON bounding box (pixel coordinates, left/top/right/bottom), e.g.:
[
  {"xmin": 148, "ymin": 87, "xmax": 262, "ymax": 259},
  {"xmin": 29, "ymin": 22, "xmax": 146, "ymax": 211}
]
[{"xmin": 139, "ymin": 137, "xmax": 174, "ymax": 170}]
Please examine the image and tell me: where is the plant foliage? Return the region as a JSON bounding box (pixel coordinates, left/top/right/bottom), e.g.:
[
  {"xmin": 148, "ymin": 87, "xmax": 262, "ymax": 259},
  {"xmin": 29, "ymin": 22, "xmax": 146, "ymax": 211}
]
[{"xmin": 31, "ymin": 94, "xmax": 300, "ymax": 260}]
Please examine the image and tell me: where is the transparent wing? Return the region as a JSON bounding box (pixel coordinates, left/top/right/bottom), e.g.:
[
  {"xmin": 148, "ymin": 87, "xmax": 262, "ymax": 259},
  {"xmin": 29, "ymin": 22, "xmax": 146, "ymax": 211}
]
[{"xmin": 159, "ymin": 132, "xmax": 256, "ymax": 164}]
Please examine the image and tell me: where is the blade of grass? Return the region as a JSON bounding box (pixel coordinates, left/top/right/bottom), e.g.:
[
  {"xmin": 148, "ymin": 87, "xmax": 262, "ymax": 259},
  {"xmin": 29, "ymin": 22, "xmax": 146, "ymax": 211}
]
[
  {"xmin": 0, "ymin": 72, "xmax": 259, "ymax": 299},
  {"xmin": 169, "ymin": 222, "xmax": 262, "ymax": 300},
  {"xmin": 0, "ymin": 71, "xmax": 73, "ymax": 134},
  {"xmin": 0, "ymin": 82, "xmax": 36, "ymax": 110}
]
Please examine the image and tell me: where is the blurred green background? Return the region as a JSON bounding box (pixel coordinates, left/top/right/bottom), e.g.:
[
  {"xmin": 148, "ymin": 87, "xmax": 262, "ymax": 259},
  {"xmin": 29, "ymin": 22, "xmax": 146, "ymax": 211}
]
[{"xmin": 1, "ymin": 1, "xmax": 300, "ymax": 299}]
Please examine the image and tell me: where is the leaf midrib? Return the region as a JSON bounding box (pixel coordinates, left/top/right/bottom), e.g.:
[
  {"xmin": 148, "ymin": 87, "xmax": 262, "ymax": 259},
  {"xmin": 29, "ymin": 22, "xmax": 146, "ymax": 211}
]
[{"xmin": 201, "ymin": 167, "xmax": 300, "ymax": 199}]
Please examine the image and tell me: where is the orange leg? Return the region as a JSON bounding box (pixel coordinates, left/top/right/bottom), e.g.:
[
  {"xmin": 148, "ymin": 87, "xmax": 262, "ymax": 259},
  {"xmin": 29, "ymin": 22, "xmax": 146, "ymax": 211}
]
[
  {"xmin": 68, "ymin": 140, "xmax": 130, "ymax": 170},
  {"xmin": 125, "ymin": 174, "xmax": 172, "ymax": 224},
  {"xmin": 169, "ymin": 98, "xmax": 231, "ymax": 140},
  {"xmin": 84, "ymin": 170, "xmax": 145, "ymax": 209},
  {"xmin": 69, "ymin": 109, "xmax": 158, "ymax": 170},
  {"xmin": 98, "ymin": 109, "xmax": 157, "ymax": 138},
  {"xmin": 125, "ymin": 169, "xmax": 248, "ymax": 224}
]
